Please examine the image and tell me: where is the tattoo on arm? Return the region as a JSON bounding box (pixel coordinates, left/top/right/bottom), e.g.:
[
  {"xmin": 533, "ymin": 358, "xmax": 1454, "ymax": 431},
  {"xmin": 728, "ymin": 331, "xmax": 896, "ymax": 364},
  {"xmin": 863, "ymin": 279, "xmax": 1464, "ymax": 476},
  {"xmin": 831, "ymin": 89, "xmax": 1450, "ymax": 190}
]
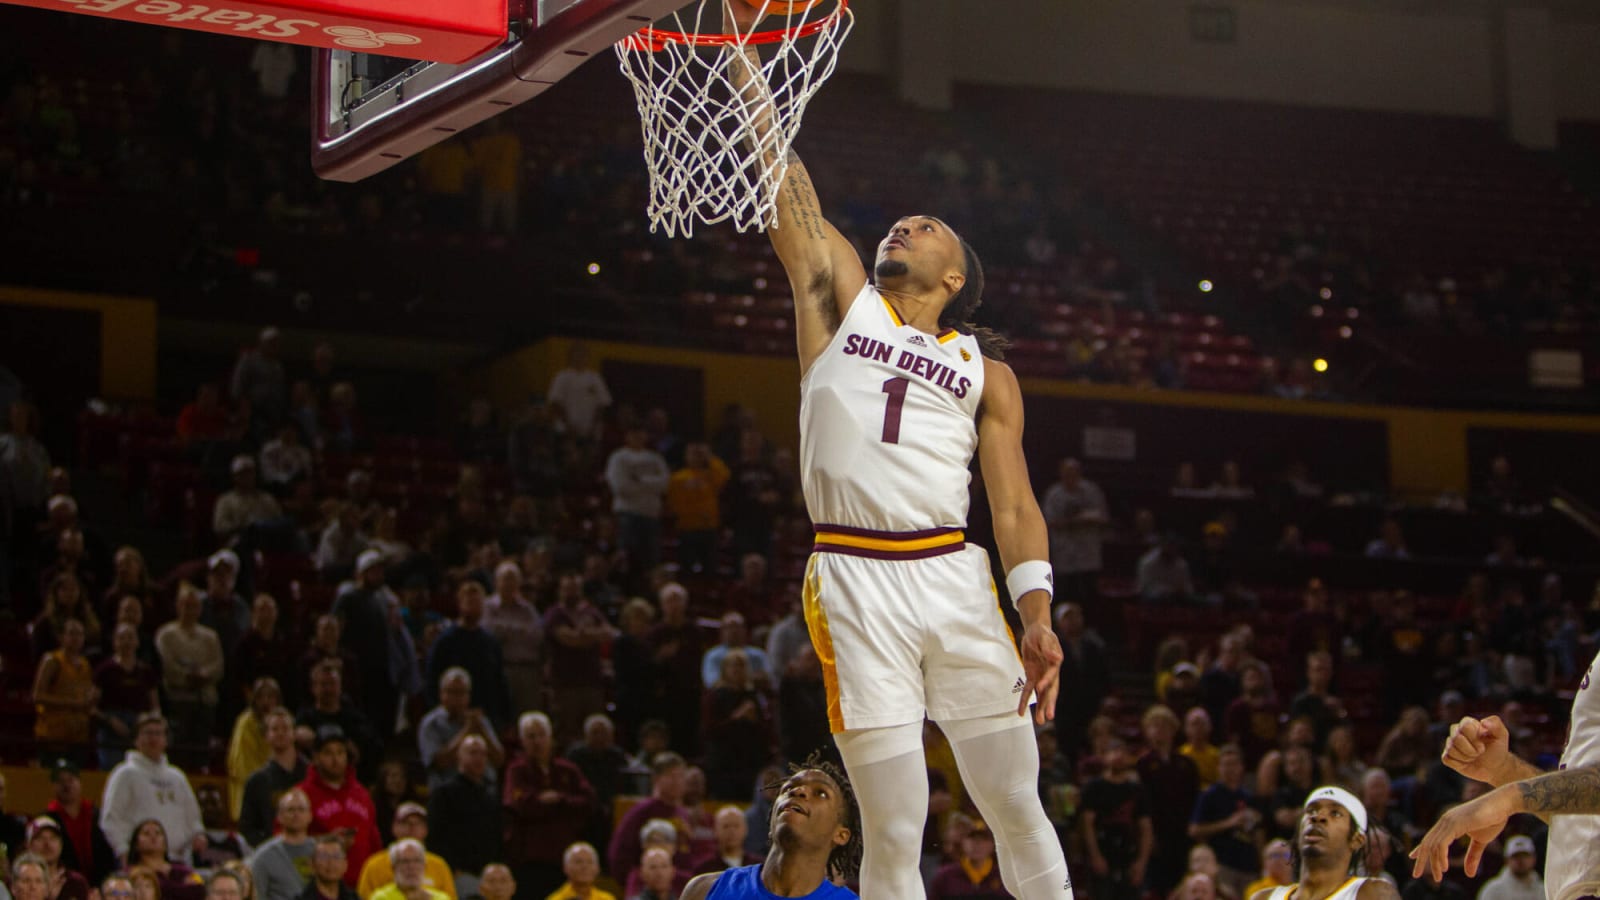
[{"xmin": 1517, "ymin": 764, "xmax": 1600, "ymax": 815}]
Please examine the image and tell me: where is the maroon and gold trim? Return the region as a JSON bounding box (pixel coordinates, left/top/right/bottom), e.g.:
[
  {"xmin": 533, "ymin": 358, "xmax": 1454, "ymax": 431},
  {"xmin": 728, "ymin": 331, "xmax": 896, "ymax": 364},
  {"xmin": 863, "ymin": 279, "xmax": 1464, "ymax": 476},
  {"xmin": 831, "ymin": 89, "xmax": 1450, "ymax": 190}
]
[
  {"xmin": 936, "ymin": 329, "xmax": 959, "ymax": 344},
  {"xmin": 812, "ymin": 524, "xmax": 966, "ymax": 560}
]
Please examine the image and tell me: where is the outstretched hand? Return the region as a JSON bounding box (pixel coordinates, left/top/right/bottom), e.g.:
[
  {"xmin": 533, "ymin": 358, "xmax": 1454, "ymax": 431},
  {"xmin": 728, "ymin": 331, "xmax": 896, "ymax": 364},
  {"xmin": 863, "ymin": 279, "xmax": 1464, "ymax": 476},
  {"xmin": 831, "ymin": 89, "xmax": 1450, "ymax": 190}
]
[
  {"xmin": 1017, "ymin": 623, "xmax": 1062, "ymax": 723},
  {"xmin": 1408, "ymin": 787, "xmax": 1515, "ymax": 882}
]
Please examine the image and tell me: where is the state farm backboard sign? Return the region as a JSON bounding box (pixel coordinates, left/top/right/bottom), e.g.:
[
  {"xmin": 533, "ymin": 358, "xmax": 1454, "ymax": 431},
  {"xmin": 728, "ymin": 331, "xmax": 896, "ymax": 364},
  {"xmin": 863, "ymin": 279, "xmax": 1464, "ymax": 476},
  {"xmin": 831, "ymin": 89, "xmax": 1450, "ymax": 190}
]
[{"xmin": 2, "ymin": 0, "xmax": 507, "ymax": 63}]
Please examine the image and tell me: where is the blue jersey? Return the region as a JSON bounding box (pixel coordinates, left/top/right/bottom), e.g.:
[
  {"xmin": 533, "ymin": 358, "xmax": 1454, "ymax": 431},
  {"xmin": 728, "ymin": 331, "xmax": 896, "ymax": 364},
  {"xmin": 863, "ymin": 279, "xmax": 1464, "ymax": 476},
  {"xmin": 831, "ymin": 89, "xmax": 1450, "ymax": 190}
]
[{"xmin": 705, "ymin": 864, "xmax": 857, "ymax": 900}]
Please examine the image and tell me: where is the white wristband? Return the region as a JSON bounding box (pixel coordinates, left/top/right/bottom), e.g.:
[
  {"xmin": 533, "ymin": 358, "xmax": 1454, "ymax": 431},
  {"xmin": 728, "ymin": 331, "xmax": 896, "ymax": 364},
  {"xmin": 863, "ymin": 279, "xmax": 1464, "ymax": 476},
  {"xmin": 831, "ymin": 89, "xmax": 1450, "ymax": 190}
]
[{"xmin": 1005, "ymin": 560, "xmax": 1054, "ymax": 607}]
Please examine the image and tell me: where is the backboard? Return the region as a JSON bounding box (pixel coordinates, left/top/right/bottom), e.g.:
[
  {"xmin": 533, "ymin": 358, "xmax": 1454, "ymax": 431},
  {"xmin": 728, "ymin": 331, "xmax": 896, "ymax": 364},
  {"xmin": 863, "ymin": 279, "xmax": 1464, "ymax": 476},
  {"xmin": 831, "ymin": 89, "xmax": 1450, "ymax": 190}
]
[{"xmin": 311, "ymin": 0, "xmax": 685, "ymax": 182}]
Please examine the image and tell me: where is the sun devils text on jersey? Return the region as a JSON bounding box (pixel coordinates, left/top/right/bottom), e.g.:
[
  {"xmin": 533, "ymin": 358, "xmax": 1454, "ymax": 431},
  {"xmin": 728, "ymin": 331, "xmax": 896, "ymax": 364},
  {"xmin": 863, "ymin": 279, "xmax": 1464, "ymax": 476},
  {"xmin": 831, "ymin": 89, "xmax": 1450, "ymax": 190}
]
[{"xmin": 800, "ymin": 282, "xmax": 986, "ymax": 534}]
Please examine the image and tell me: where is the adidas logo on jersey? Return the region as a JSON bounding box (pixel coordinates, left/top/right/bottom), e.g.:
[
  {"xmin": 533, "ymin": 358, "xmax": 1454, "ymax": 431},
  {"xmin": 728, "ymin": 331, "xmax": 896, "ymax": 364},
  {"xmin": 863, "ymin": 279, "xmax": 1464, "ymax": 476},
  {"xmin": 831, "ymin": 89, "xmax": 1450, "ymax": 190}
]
[
  {"xmin": 1012, "ymin": 677, "xmax": 1026, "ymax": 694},
  {"xmin": 906, "ymin": 334, "xmax": 928, "ymax": 347}
]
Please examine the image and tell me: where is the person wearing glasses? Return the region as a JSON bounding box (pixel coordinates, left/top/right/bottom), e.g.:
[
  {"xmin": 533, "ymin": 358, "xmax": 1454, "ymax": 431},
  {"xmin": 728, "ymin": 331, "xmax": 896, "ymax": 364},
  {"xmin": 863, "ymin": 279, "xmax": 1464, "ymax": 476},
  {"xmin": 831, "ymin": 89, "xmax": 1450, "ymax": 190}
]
[
  {"xmin": 298, "ymin": 836, "xmax": 359, "ymax": 900},
  {"xmin": 1242, "ymin": 840, "xmax": 1293, "ymax": 898}
]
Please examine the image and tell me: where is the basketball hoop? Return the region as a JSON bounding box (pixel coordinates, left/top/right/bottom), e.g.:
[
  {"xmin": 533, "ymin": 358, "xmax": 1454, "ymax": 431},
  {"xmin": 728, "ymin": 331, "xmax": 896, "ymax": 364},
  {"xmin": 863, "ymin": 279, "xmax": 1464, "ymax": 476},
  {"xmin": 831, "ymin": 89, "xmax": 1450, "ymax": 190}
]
[{"xmin": 614, "ymin": 0, "xmax": 853, "ymax": 237}]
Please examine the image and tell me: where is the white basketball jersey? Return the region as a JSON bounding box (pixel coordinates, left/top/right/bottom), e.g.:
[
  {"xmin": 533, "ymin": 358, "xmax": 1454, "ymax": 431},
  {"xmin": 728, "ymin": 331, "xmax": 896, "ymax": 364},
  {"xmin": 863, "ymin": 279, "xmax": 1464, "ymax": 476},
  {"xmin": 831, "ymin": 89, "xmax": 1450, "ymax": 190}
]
[
  {"xmin": 1548, "ymin": 650, "xmax": 1600, "ymax": 900},
  {"xmin": 1267, "ymin": 877, "xmax": 1369, "ymax": 900},
  {"xmin": 799, "ymin": 282, "xmax": 986, "ymax": 532}
]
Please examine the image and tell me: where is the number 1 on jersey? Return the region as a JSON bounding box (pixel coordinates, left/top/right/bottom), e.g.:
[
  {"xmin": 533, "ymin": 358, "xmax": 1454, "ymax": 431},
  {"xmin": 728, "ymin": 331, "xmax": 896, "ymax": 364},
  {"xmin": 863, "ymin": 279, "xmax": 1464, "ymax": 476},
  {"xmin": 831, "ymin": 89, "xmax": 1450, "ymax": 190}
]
[{"xmin": 880, "ymin": 377, "xmax": 909, "ymax": 444}]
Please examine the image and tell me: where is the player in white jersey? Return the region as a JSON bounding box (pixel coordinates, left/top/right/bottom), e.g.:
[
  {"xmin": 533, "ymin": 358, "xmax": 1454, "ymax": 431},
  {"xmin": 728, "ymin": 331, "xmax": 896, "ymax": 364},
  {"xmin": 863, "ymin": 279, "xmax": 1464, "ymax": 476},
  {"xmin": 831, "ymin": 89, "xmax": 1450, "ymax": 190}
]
[
  {"xmin": 722, "ymin": 4, "xmax": 1071, "ymax": 899},
  {"xmin": 1250, "ymin": 787, "xmax": 1398, "ymax": 900},
  {"xmin": 1410, "ymin": 651, "xmax": 1600, "ymax": 900}
]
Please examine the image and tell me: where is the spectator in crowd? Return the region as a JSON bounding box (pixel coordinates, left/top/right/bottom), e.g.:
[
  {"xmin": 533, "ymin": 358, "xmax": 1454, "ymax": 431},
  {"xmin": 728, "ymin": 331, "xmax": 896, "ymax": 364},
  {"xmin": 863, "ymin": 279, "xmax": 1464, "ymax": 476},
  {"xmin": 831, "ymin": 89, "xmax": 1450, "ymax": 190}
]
[
  {"xmin": 543, "ymin": 572, "xmax": 615, "ymax": 742},
  {"xmin": 32, "ymin": 616, "xmax": 95, "ymax": 761},
  {"xmin": 427, "ymin": 735, "xmax": 501, "ymax": 900},
  {"xmin": 177, "ymin": 386, "xmax": 230, "ymax": 447},
  {"xmin": 126, "ymin": 819, "xmax": 206, "ymax": 900},
  {"xmin": 228, "ymin": 678, "xmax": 286, "ymax": 819},
  {"xmin": 1137, "ymin": 705, "xmax": 1199, "ymax": 894},
  {"xmin": 1200, "ymin": 634, "xmax": 1246, "ymax": 728},
  {"xmin": 102, "ymin": 872, "xmax": 140, "ymax": 900},
  {"xmin": 233, "ymin": 328, "xmax": 288, "ymax": 428},
  {"xmin": 93, "ymin": 623, "xmax": 160, "ymax": 769},
  {"xmin": 43, "ymin": 759, "xmax": 115, "ymax": 883},
  {"xmin": 1188, "ymin": 745, "xmax": 1260, "ymax": 898},
  {"xmin": 1138, "ymin": 534, "xmax": 1195, "ymax": 602},
  {"xmin": 195, "ymin": 784, "xmax": 251, "ymax": 870},
  {"xmin": 247, "ymin": 789, "xmax": 316, "ymax": 900},
  {"xmin": 1359, "ymin": 768, "xmax": 1413, "ymax": 882},
  {"xmin": 1181, "ymin": 706, "xmax": 1221, "ymax": 788},
  {"xmin": 336, "ymin": 551, "xmax": 414, "ymax": 737},
  {"xmin": 609, "ymin": 754, "xmax": 691, "ymax": 890},
  {"xmin": 763, "ymin": 588, "xmax": 807, "ymax": 684},
  {"xmin": 1288, "ymin": 651, "xmax": 1344, "ymax": 747},
  {"xmin": 316, "ymin": 506, "xmax": 368, "ymax": 581},
  {"xmin": 101, "ymin": 712, "xmax": 204, "ymax": 862},
  {"xmin": 926, "ymin": 816, "xmax": 1006, "ymax": 899},
  {"xmin": 679, "ymin": 768, "xmax": 716, "ymax": 863},
  {"xmin": 259, "ymin": 424, "xmax": 313, "ymax": 493},
  {"xmin": 504, "ymin": 712, "xmax": 596, "ymax": 900},
  {"xmin": 546, "ymin": 344, "xmax": 611, "ymax": 441},
  {"xmin": 629, "ymin": 847, "xmax": 677, "ymax": 900},
  {"xmin": 1318, "ymin": 724, "xmax": 1365, "ymax": 795},
  {"xmin": 1042, "ymin": 458, "xmax": 1109, "ymax": 607},
  {"xmin": 103, "ymin": 546, "xmax": 157, "ymax": 626},
  {"xmin": 342, "ymin": 473, "xmax": 381, "ymax": 530},
  {"xmin": 33, "ymin": 570, "xmax": 101, "ymax": 657},
  {"xmin": 775, "ymin": 644, "xmax": 830, "ymax": 768},
  {"xmin": 700, "ymin": 650, "xmax": 774, "ymax": 801},
  {"xmin": 721, "ymin": 554, "xmax": 777, "ymax": 629},
  {"xmin": 12, "ymin": 853, "xmax": 52, "ymax": 900},
  {"xmin": 25, "ymin": 816, "xmax": 91, "ymax": 900},
  {"xmin": 1267, "ymin": 747, "xmax": 1318, "ymax": 842},
  {"xmin": 1080, "ymin": 737, "xmax": 1153, "ymax": 900},
  {"xmin": 665, "ymin": 442, "xmax": 728, "ymax": 575},
  {"xmin": 724, "ymin": 429, "xmax": 782, "ymax": 558},
  {"xmin": 477, "ymin": 866, "xmax": 515, "ymax": 900},
  {"xmin": 418, "ymin": 668, "xmax": 505, "ymax": 792},
  {"xmin": 622, "ymin": 820, "xmax": 688, "ymax": 900},
  {"xmin": 156, "ymin": 583, "xmax": 225, "ymax": 767},
  {"xmin": 564, "ymin": 714, "xmax": 630, "ymax": 844},
  {"xmin": 648, "ymin": 585, "xmax": 704, "ymax": 757},
  {"xmin": 612, "ymin": 598, "xmax": 661, "ymax": 748},
  {"xmin": 299, "ymin": 836, "xmax": 360, "ymax": 900},
  {"xmin": 483, "ymin": 561, "xmax": 544, "ymax": 719},
  {"xmin": 1376, "ymin": 707, "xmax": 1434, "ymax": 780},
  {"xmin": 371, "ymin": 764, "xmax": 424, "ymax": 849},
  {"xmin": 297, "ymin": 617, "xmax": 362, "ymax": 707},
  {"xmin": 1365, "ymin": 519, "xmax": 1411, "ymax": 560},
  {"xmin": 690, "ymin": 807, "xmax": 758, "ymax": 876},
  {"xmin": 700, "ymin": 613, "xmax": 771, "ymax": 690},
  {"xmin": 546, "ymin": 842, "xmax": 613, "ymax": 900},
  {"xmin": 1475, "ymin": 835, "xmax": 1541, "ymax": 900},
  {"xmin": 235, "ymin": 595, "xmax": 294, "ymax": 717},
  {"xmin": 213, "ymin": 456, "xmax": 285, "ymax": 544},
  {"xmin": 1225, "ymin": 661, "xmax": 1282, "ymax": 767},
  {"xmin": 1285, "ymin": 579, "xmax": 1340, "ymax": 664},
  {"xmin": 426, "ymin": 580, "xmax": 511, "ymax": 728},
  {"xmin": 1055, "ymin": 602, "xmax": 1110, "ymax": 756},
  {"xmin": 1242, "ymin": 838, "xmax": 1293, "ymax": 896},
  {"xmin": 298, "ymin": 727, "xmax": 381, "ymax": 887},
  {"xmin": 209, "ymin": 868, "xmax": 250, "ymax": 900},
  {"xmin": 355, "ymin": 804, "xmax": 455, "ymax": 900},
  {"xmin": 295, "ymin": 662, "xmax": 380, "ymax": 784},
  {"xmin": 369, "ymin": 840, "xmax": 446, "ymax": 900},
  {"xmin": 200, "ymin": 547, "xmax": 252, "ymax": 650},
  {"xmin": 367, "ymin": 510, "xmax": 413, "ymax": 572},
  {"xmin": 605, "ymin": 426, "xmax": 671, "ymax": 573}
]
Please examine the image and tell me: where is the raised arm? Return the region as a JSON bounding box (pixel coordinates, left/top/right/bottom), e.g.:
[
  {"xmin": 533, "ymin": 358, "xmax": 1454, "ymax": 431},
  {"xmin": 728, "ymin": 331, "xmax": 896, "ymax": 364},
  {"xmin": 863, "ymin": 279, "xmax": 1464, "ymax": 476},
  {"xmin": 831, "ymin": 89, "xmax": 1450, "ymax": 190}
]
[
  {"xmin": 724, "ymin": 1, "xmax": 866, "ymax": 372},
  {"xmin": 977, "ymin": 359, "xmax": 1059, "ymax": 723}
]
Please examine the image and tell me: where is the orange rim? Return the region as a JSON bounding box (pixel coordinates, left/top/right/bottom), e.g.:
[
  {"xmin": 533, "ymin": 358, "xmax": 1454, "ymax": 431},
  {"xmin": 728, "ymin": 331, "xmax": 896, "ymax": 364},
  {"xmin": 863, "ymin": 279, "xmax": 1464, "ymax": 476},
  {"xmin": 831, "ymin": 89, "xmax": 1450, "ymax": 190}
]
[{"xmin": 618, "ymin": 0, "xmax": 848, "ymax": 52}]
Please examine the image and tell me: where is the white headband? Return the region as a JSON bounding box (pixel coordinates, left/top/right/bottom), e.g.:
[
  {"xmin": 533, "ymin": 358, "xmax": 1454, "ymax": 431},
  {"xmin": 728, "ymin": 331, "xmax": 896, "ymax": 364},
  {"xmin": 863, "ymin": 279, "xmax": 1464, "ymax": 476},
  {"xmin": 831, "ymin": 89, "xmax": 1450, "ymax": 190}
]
[{"xmin": 1304, "ymin": 785, "xmax": 1368, "ymax": 833}]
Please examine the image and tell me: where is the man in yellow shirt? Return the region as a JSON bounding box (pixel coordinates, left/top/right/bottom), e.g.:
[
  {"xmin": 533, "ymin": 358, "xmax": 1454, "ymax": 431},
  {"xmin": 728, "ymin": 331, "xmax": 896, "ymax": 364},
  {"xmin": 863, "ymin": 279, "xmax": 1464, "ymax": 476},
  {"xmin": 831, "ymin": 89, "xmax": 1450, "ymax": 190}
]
[
  {"xmin": 665, "ymin": 442, "xmax": 729, "ymax": 575},
  {"xmin": 1180, "ymin": 706, "xmax": 1221, "ymax": 788},
  {"xmin": 544, "ymin": 843, "xmax": 615, "ymax": 900},
  {"xmin": 356, "ymin": 804, "xmax": 456, "ymax": 900},
  {"xmin": 370, "ymin": 840, "xmax": 448, "ymax": 900},
  {"xmin": 1242, "ymin": 839, "xmax": 1293, "ymax": 897}
]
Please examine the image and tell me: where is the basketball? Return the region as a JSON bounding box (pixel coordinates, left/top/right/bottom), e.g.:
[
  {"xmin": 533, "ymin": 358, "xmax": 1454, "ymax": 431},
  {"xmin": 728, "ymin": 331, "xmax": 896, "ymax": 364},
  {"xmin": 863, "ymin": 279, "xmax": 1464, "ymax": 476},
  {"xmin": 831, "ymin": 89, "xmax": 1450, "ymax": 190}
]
[{"xmin": 743, "ymin": 0, "xmax": 825, "ymax": 16}]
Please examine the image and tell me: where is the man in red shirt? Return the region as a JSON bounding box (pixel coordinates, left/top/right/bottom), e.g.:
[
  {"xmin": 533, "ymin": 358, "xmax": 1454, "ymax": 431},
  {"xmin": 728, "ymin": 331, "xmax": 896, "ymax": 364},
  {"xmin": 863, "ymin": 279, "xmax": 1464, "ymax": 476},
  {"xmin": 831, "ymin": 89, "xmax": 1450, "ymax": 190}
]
[
  {"xmin": 299, "ymin": 726, "xmax": 382, "ymax": 886},
  {"xmin": 43, "ymin": 760, "xmax": 116, "ymax": 883},
  {"xmin": 501, "ymin": 712, "xmax": 595, "ymax": 900},
  {"xmin": 608, "ymin": 753, "xmax": 693, "ymax": 889}
]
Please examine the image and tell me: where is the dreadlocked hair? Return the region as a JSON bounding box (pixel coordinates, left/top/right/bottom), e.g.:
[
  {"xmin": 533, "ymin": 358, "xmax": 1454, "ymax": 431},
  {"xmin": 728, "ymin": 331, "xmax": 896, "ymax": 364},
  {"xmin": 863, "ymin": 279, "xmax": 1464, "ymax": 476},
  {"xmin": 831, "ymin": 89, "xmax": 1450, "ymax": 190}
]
[
  {"xmin": 768, "ymin": 752, "xmax": 863, "ymax": 883},
  {"xmin": 938, "ymin": 235, "xmax": 1009, "ymax": 361}
]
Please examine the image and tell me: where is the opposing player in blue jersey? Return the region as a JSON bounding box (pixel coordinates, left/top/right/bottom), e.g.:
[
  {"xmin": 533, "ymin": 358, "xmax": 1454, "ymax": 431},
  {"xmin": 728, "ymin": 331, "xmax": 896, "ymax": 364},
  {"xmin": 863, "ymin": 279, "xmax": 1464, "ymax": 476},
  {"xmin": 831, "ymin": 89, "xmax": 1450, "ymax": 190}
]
[{"xmin": 680, "ymin": 761, "xmax": 861, "ymax": 900}]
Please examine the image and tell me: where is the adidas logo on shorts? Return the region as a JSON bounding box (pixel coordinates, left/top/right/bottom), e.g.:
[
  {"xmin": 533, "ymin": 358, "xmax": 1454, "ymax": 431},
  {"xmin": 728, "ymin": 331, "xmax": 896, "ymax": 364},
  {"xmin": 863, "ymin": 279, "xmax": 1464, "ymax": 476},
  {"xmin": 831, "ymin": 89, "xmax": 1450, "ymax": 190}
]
[
  {"xmin": 906, "ymin": 334, "xmax": 928, "ymax": 347},
  {"xmin": 1012, "ymin": 677, "xmax": 1026, "ymax": 694}
]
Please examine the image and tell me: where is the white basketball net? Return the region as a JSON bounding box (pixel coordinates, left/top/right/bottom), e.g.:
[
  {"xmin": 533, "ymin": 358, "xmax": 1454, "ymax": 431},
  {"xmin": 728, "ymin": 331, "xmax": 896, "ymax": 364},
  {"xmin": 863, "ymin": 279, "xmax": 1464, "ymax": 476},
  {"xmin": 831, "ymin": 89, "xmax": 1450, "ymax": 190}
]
[{"xmin": 614, "ymin": 0, "xmax": 853, "ymax": 237}]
